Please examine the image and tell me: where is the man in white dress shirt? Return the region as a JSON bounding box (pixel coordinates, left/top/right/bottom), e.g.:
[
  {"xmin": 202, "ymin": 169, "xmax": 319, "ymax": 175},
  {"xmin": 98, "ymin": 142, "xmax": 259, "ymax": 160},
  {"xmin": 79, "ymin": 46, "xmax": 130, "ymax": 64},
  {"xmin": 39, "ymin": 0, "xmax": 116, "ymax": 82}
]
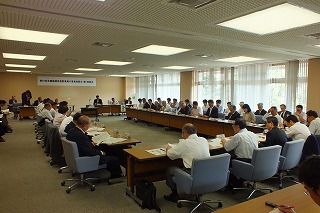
[
  {"xmin": 285, "ymin": 115, "xmax": 310, "ymax": 141},
  {"xmin": 190, "ymin": 101, "xmax": 203, "ymax": 116},
  {"xmin": 216, "ymin": 99, "xmax": 224, "ymax": 113},
  {"xmin": 53, "ymin": 106, "xmax": 70, "ymax": 127},
  {"xmin": 238, "ymin": 101, "xmax": 244, "ymax": 115},
  {"xmin": 306, "ymin": 110, "xmax": 320, "ymax": 135},
  {"xmin": 294, "ymin": 105, "xmax": 307, "ymax": 124},
  {"xmin": 164, "ymin": 123, "xmax": 210, "ymax": 202},
  {"xmin": 41, "ymin": 103, "xmax": 54, "ymax": 121},
  {"xmin": 263, "ymin": 106, "xmax": 284, "ymax": 127}
]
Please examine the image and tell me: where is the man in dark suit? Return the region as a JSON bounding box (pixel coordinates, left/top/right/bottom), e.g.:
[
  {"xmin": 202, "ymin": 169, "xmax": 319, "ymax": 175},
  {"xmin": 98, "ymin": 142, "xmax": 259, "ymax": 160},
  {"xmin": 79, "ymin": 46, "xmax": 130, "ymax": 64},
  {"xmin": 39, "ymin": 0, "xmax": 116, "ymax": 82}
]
[
  {"xmin": 66, "ymin": 115, "xmax": 122, "ymax": 178},
  {"xmin": 21, "ymin": 90, "xmax": 32, "ymax": 106},
  {"xmin": 124, "ymin": 97, "xmax": 132, "ymax": 105},
  {"xmin": 143, "ymin": 99, "xmax": 157, "ymax": 110},
  {"xmin": 226, "ymin": 105, "xmax": 241, "ymax": 120},
  {"xmin": 278, "ymin": 104, "xmax": 291, "ymax": 120},
  {"xmin": 259, "ymin": 116, "xmax": 288, "ymax": 150},
  {"xmin": 203, "ymin": 99, "xmax": 218, "ymax": 118},
  {"xmin": 93, "ymin": 95, "xmax": 103, "ymax": 105},
  {"xmin": 254, "ymin": 103, "xmax": 267, "ymax": 116}
]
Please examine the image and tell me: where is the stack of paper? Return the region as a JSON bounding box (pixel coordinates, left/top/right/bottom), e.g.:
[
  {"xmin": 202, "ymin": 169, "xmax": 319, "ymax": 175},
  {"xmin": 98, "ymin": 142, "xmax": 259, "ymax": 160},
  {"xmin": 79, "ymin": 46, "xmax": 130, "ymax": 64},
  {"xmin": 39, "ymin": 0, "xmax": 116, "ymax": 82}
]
[
  {"xmin": 208, "ymin": 138, "xmax": 223, "ymax": 148},
  {"xmin": 146, "ymin": 148, "xmax": 166, "ymax": 156}
]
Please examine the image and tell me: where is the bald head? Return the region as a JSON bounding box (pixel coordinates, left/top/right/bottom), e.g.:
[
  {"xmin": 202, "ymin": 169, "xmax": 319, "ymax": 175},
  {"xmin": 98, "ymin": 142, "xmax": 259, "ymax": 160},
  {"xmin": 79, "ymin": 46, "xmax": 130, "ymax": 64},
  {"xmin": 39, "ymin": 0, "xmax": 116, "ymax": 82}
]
[
  {"xmin": 182, "ymin": 123, "xmax": 197, "ymax": 135},
  {"xmin": 76, "ymin": 115, "xmax": 90, "ymax": 131}
]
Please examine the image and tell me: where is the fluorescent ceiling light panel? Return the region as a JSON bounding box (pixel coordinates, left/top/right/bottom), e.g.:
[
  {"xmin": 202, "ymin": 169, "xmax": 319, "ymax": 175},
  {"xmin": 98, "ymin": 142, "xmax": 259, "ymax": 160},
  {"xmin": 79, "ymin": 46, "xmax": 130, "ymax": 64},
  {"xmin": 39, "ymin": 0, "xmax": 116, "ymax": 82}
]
[
  {"xmin": 216, "ymin": 56, "xmax": 262, "ymax": 63},
  {"xmin": 162, "ymin": 66, "xmax": 194, "ymax": 70},
  {"xmin": 109, "ymin": 75, "xmax": 128, "ymax": 77},
  {"xmin": 95, "ymin": 60, "xmax": 133, "ymax": 66},
  {"xmin": 132, "ymin": 45, "xmax": 191, "ymax": 56},
  {"xmin": 217, "ymin": 3, "xmax": 320, "ymax": 35},
  {"xmin": 63, "ymin": 72, "xmax": 84, "ymax": 75},
  {"xmin": 0, "ymin": 26, "xmax": 68, "ymax": 45},
  {"xmin": 3, "ymin": 53, "xmax": 46, "ymax": 60},
  {"xmin": 130, "ymin": 71, "xmax": 154, "ymax": 74},
  {"xmin": 75, "ymin": 68, "xmax": 102, "ymax": 71},
  {"xmin": 5, "ymin": 64, "xmax": 36, "ymax": 68},
  {"xmin": 314, "ymin": 44, "xmax": 320, "ymax": 47},
  {"xmin": 6, "ymin": 70, "xmax": 31, "ymax": 73}
]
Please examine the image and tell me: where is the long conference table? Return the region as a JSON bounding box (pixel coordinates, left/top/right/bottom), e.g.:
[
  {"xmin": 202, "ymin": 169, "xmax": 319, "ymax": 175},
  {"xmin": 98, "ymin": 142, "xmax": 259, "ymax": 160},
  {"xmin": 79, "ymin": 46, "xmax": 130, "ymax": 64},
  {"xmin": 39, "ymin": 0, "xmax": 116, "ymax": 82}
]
[{"xmin": 126, "ymin": 108, "xmax": 264, "ymax": 137}]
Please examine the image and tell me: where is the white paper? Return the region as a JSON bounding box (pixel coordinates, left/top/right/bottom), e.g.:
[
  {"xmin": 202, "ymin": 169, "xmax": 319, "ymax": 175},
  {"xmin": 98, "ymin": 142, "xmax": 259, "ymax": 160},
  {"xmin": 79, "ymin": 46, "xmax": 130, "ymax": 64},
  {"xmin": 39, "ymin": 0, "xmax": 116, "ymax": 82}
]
[
  {"xmin": 87, "ymin": 127, "xmax": 105, "ymax": 132},
  {"xmin": 269, "ymin": 208, "xmax": 282, "ymax": 213},
  {"xmin": 146, "ymin": 148, "xmax": 166, "ymax": 156},
  {"xmin": 92, "ymin": 132, "xmax": 110, "ymax": 144},
  {"xmin": 208, "ymin": 138, "xmax": 223, "ymax": 148},
  {"xmin": 100, "ymin": 137, "xmax": 126, "ymax": 145},
  {"xmin": 1, "ymin": 109, "xmax": 9, "ymax": 114}
]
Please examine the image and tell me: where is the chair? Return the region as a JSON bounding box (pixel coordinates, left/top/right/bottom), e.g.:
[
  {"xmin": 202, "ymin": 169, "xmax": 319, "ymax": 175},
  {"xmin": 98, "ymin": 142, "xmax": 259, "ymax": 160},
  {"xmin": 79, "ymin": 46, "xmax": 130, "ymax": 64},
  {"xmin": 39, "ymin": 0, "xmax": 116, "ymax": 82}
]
[
  {"xmin": 60, "ymin": 137, "xmax": 110, "ymax": 193},
  {"xmin": 46, "ymin": 123, "xmax": 65, "ymax": 165},
  {"xmin": 301, "ymin": 134, "xmax": 320, "ymax": 162},
  {"xmin": 278, "ymin": 139, "xmax": 304, "ymax": 188},
  {"xmin": 230, "ymin": 145, "xmax": 281, "ymax": 200},
  {"xmin": 12, "ymin": 102, "xmax": 22, "ymax": 119},
  {"xmin": 173, "ymin": 153, "xmax": 231, "ymax": 213},
  {"xmin": 255, "ymin": 115, "xmax": 264, "ymax": 124}
]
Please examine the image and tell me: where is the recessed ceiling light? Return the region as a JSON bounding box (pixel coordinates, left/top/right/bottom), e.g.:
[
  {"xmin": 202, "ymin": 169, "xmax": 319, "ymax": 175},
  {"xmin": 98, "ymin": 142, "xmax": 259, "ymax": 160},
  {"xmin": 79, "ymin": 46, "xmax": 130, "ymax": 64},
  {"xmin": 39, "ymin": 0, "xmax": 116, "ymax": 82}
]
[
  {"xmin": 75, "ymin": 68, "xmax": 103, "ymax": 71},
  {"xmin": 109, "ymin": 75, "xmax": 128, "ymax": 77},
  {"xmin": 216, "ymin": 56, "xmax": 263, "ymax": 63},
  {"xmin": 3, "ymin": 53, "xmax": 46, "ymax": 60},
  {"xmin": 5, "ymin": 64, "xmax": 36, "ymax": 68},
  {"xmin": 63, "ymin": 72, "xmax": 84, "ymax": 75},
  {"xmin": 0, "ymin": 26, "xmax": 68, "ymax": 45},
  {"xmin": 314, "ymin": 44, "xmax": 320, "ymax": 47},
  {"xmin": 162, "ymin": 66, "xmax": 194, "ymax": 70},
  {"xmin": 95, "ymin": 60, "xmax": 133, "ymax": 66},
  {"xmin": 130, "ymin": 71, "xmax": 154, "ymax": 74},
  {"xmin": 217, "ymin": 3, "xmax": 320, "ymax": 35},
  {"xmin": 6, "ymin": 70, "xmax": 31, "ymax": 73},
  {"xmin": 132, "ymin": 45, "xmax": 192, "ymax": 56}
]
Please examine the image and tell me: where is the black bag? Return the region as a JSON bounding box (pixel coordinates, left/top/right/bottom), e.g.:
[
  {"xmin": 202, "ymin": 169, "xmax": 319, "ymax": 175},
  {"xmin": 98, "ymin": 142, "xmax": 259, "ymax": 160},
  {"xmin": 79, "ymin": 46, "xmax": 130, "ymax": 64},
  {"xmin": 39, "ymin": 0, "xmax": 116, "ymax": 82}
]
[{"xmin": 136, "ymin": 179, "xmax": 161, "ymax": 212}]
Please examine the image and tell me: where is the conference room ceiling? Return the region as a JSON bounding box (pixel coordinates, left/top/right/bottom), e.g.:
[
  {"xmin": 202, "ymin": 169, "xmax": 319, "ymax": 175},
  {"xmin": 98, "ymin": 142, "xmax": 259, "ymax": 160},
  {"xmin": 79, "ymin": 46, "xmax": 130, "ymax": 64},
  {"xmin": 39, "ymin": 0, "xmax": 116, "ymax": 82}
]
[{"xmin": 1, "ymin": 0, "xmax": 320, "ymax": 77}]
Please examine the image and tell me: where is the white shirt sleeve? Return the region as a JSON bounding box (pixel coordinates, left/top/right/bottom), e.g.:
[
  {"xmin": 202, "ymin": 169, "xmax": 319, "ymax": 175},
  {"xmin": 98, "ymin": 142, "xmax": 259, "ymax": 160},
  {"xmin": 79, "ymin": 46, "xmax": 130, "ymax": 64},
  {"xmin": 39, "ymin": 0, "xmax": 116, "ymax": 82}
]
[{"xmin": 167, "ymin": 143, "xmax": 182, "ymax": 160}]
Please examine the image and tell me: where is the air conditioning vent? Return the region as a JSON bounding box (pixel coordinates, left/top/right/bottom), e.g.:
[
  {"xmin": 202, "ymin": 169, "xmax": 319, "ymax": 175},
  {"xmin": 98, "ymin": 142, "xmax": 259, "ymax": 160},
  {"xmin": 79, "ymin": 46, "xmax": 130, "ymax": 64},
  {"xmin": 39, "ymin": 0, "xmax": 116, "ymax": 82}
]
[
  {"xmin": 304, "ymin": 32, "xmax": 320, "ymax": 40},
  {"xmin": 92, "ymin": 42, "xmax": 115, "ymax": 47},
  {"xmin": 168, "ymin": 0, "xmax": 218, "ymax": 9}
]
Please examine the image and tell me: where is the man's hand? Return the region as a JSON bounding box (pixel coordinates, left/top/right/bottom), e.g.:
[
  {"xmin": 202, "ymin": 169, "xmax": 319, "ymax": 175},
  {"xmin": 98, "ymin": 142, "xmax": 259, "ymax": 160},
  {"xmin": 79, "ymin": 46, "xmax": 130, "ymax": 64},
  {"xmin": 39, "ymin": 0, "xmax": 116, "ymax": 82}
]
[
  {"xmin": 277, "ymin": 204, "xmax": 296, "ymax": 213},
  {"xmin": 221, "ymin": 138, "xmax": 227, "ymax": 146},
  {"xmin": 166, "ymin": 144, "xmax": 172, "ymax": 155}
]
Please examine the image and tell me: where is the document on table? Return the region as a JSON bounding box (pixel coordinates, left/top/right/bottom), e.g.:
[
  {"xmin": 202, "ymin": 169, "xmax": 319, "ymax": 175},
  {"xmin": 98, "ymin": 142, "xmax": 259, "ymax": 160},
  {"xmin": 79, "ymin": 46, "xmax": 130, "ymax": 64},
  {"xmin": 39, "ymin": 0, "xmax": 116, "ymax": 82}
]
[
  {"xmin": 1, "ymin": 109, "xmax": 10, "ymax": 114},
  {"xmin": 146, "ymin": 148, "xmax": 166, "ymax": 156},
  {"xmin": 208, "ymin": 138, "xmax": 223, "ymax": 148},
  {"xmin": 87, "ymin": 127, "xmax": 105, "ymax": 132},
  {"xmin": 92, "ymin": 132, "xmax": 126, "ymax": 145},
  {"xmin": 269, "ymin": 208, "xmax": 282, "ymax": 213}
]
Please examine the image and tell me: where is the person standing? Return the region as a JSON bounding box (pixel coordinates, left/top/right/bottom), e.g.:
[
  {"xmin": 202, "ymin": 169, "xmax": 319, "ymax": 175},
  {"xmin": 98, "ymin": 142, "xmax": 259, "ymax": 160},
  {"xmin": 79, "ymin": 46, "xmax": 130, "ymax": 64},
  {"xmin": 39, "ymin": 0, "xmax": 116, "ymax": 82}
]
[{"xmin": 21, "ymin": 90, "xmax": 32, "ymax": 106}]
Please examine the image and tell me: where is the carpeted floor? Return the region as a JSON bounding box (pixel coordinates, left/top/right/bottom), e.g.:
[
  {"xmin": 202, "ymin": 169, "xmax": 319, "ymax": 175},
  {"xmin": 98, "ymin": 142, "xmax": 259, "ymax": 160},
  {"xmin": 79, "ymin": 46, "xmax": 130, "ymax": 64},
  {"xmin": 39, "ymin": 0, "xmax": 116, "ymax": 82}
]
[{"xmin": 0, "ymin": 114, "xmax": 297, "ymax": 213}]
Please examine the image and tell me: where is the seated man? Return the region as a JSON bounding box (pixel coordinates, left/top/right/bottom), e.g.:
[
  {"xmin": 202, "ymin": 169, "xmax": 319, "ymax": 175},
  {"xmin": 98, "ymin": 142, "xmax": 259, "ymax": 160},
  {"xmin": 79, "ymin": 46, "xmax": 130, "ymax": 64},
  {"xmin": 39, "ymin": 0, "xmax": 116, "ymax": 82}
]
[
  {"xmin": 93, "ymin": 95, "xmax": 103, "ymax": 105},
  {"xmin": 293, "ymin": 105, "xmax": 307, "ymax": 124},
  {"xmin": 110, "ymin": 98, "xmax": 119, "ymax": 105},
  {"xmin": 190, "ymin": 101, "xmax": 203, "ymax": 116},
  {"xmin": 216, "ymin": 99, "xmax": 224, "ymax": 113},
  {"xmin": 137, "ymin": 98, "xmax": 144, "ymax": 109},
  {"xmin": 0, "ymin": 100, "xmax": 13, "ymax": 132},
  {"xmin": 306, "ymin": 110, "xmax": 320, "ymax": 135},
  {"xmin": 125, "ymin": 97, "xmax": 132, "ymax": 105},
  {"xmin": 177, "ymin": 101, "xmax": 190, "ymax": 115},
  {"xmin": 263, "ymin": 106, "xmax": 284, "ymax": 127},
  {"xmin": 41, "ymin": 103, "xmax": 54, "ymax": 122},
  {"xmin": 33, "ymin": 97, "xmax": 42, "ymax": 106},
  {"xmin": 225, "ymin": 101, "xmax": 232, "ymax": 114},
  {"xmin": 255, "ymin": 103, "xmax": 267, "ymax": 115},
  {"xmin": 184, "ymin": 99, "xmax": 192, "ymax": 109},
  {"xmin": 171, "ymin": 98, "xmax": 179, "ymax": 109},
  {"xmin": 221, "ymin": 118, "xmax": 258, "ymax": 187},
  {"xmin": 53, "ymin": 105, "xmax": 69, "ymax": 127},
  {"xmin": 164, "ymin": 123, "xmax": 210, "ymax": 202},
  {"xmin": 202, "ymin": 99, "xmax": 209, "ymax": 114},
  {"xmin": 285, "ymin": 115, "xmax": 310, "ymax": 141},
  {"xmin": 225, "ymin": 104, "xmax": 240, "ymax": 120},
  {"xmin": 278, "ymin": 104, "xmax": 291, "ymax": 120},
  {"xmin": 66, "ymin": 115, "xmax": 122, "ymax": 178},
  {"xmin": 259, "ymin": 117, "xmax": 288, "ymax": 149},
  {"xmin": 221, "ymin": 118, "xmax": 258, "ymax": 162},
  {"xmin": 64, "ymin": 112, "xmax": 83, "ymax": 134},
  {"xmin": 278, "ymin": 155, "xmax": 320, "ymax": 212},
  {"xmin": 203, "ymin": 99, "xmax": 218, "ymax": 118},
  {"xmin": 161, "ymin": 101, "xmax": 171, "ymax": 112},
  {"xmin": 143, "ymin": 99, "xmax": 157, "ymax": 110}
]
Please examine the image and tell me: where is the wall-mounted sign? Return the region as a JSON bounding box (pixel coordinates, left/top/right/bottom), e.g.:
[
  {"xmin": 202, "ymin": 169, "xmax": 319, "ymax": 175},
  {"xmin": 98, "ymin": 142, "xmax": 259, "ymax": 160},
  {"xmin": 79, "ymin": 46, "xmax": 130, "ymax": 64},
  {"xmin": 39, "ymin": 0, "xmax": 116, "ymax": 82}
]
[{"xmin": 37, "ymin": 76, "xmax": 96, "ymax": 86}]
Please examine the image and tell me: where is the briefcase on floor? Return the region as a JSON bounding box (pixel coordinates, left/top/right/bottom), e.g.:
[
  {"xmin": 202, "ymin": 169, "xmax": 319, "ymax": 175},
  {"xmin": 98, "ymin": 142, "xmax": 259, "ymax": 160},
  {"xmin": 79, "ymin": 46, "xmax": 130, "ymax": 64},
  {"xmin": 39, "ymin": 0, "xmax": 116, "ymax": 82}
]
[{"xmin": 136, "ymin": 179, "xmax": 161, "ymax": 212}]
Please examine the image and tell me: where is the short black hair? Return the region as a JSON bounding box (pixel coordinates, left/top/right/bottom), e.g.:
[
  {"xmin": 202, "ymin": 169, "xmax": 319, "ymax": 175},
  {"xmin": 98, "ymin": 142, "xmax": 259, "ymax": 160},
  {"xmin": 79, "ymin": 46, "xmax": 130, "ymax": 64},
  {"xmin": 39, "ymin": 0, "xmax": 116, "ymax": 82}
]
[
  {"xmin": 173, "ymin": 98, "xmax": 177, "ymax": 102},
  {"xmin": 306, "ymin": 110, "xmax": 318, "ymax": 118},
  {"xmin": 167, "ymin": 98, "xmax": 171, "ymax": 102},
  {"xmin": 285, "ymin": 115, "xmax": 299, "ymax": 123},
  {"xmin": 73, "ymin": 112, "xmax": 83, "ymax": 121},
  {"xmin": 230, "ymin": 105, "xmax": 236, "ymax": 110},
  {"xmin": 234, "ymin": 118, "xmax": 247, "ymax": 129},
  {"xmin": 59, "ymin": 101, "xmax": 68, "ymax": 107},
  {"xmin": 296, "ymin": 105, "xmax": 303, "ymax": 110},
  {"xmin": 298, "ymin": 155, "xmax": 320, "ymax": 191},
  {"xmin": 242, "ymin": 104, "xmax": 251, "ymax": 112},
  {"xmin": 266, "ymin": 116, "xmax": 278, "ymax": 127},
  {"xmin": 202, "ymin": 99, "xmax": 207, "ymax": 103},
  {"xmin": 182, "ymin": 123, "xmax": 197, "ymax": 135},
  {"xmin": 227, "ymin": 102, "xmax": 232, "ymax": 105},
  {"xmin": 280, "ymin": 104, "xmax": 286, "ymax": 108},
  {"xmin": 185, "ymin": 99, "xmax": 190, "ymax": 103},
  {"xmin": 58, "ymin": 105, "xmax": 69, "ymax": 114},
  {"xmin": 193, "ymin": 101, "xmax": 198, "ymax": 106},
  {"xmin": 138, "ymin": 98, "xmax": 142, "ymax": 101},
  {"xmin": 208, "ymin": 99, "xmax": 214, "ymax": 104},
  {"xmin": 216, "ymin": 99, "xmax": 221, "ymax": 104},
  {"xmin": 270, "ymin": 106, "xmax": 278, "ymax": 111}
]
